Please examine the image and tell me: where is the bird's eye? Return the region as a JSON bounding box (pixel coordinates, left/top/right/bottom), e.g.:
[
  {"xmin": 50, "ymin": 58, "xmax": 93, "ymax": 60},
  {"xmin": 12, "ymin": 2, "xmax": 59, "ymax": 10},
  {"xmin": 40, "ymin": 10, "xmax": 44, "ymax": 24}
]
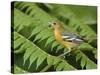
[{"xmin": 53, "ymin": 22, "xmax": 56, "ymax": 25}]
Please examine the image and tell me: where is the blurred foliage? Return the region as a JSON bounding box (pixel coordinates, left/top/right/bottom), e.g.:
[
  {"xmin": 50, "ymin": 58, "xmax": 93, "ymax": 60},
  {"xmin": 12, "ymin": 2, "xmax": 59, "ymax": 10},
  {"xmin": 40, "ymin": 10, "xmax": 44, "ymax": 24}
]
[{"xmin": 11, "ymin": 1, "xmax": 97, "ymax": 74}]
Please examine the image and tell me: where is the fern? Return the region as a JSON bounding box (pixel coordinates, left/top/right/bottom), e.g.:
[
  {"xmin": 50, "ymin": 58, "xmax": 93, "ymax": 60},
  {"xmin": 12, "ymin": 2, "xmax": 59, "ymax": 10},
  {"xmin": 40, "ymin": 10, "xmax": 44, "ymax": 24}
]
[
  {"xmin": 11, "ymin": 1, "xmax": 97, "ymax": 73},
  {"xmin": 13, "ymin": 31, "xmax": 76, "ymax": 72}
]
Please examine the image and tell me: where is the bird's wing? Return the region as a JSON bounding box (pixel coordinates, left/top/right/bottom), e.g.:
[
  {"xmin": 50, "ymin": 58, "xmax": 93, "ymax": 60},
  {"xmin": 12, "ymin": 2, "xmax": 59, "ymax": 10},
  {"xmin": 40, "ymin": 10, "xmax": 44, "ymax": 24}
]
[{"xmin": 61, "ymin": 32, "xmax": 83, "ymax": 44}]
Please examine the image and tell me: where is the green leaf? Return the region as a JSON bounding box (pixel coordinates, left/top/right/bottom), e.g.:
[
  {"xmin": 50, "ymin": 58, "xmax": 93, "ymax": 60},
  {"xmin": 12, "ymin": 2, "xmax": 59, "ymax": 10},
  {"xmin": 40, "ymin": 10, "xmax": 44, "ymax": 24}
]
[
  {"xmin": 45, "ymin": 36, "xmax": 55, "ymax": 47},
  {"xmin": 29, "ymin": 50, "xmax": 39, "ymax": 69},
  {"xmin": 36, "ymin": 53, "xmax": 47, "ymax": 69},
  {"xmin": 56, "ymin": 45, "xmax": 64, "ymax": 53},
  {"xmin": 23, "ymin": 46, "xmax": 36, "ymax": 65},
  {"xmin": 56, "ymin": 62, "xmax": 64, "ymax": 71},
  {"xmin": 75, "ymin": 50, "xmax": 97, "ymax": 69},
  {"xmin": 13, "ymin": 64, "xmax": 28, "ymax": 73},
  {"xmin": 81, "ymin": 57, "xmax": 86, "ymax": 69},
  {"xmin": 14, "ymin": 37, "xmax": 25, "ymax": 49},
  {"xmin": 53, "ymin": 58, "xmax": 61, "ymax": 65},
  {"xmin": 47, "ymin": 55, "xmax": 54, "ymax": 65},
  {"xmin": 51, "ymin": 41, "xmax": 60, "ymax": 50},
  {"xmin": 86, "ymin": 61, "xmax": 97, "ymax": 69}
]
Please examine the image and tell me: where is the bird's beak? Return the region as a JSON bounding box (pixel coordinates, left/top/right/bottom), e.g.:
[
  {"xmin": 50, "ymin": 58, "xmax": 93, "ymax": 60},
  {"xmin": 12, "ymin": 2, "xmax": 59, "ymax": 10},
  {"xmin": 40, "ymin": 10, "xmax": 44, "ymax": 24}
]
[{"xmin": 48, "ymin": 22, "xmax": 52, "ymax": 27}]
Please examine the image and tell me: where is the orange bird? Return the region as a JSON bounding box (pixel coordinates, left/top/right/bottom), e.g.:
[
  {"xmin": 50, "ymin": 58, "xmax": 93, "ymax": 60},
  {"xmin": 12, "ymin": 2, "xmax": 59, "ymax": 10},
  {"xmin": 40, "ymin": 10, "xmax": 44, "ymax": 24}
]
[{"xmin": 48, "ymin": 21, "xmax": 83, "ymax": 56}]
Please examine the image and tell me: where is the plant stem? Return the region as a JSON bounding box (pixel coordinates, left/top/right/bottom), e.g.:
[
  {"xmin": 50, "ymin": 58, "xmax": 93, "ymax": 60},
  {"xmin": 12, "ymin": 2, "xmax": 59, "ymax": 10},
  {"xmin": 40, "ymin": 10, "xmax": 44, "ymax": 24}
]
[
  {"xmin": 40, "ymin": 64, "xmax": 52, "ymax": 72},
  {"xmin": 40, "ymin": 53, "xmax": 66, "ymax": 72}
]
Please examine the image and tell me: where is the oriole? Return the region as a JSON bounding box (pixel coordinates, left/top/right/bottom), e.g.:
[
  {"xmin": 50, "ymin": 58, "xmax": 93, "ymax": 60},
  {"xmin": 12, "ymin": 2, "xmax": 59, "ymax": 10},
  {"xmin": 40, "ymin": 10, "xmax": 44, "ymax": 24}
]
[{"xmin": 48, "ymin": 20, "xmax": 83, "ymax": 56}]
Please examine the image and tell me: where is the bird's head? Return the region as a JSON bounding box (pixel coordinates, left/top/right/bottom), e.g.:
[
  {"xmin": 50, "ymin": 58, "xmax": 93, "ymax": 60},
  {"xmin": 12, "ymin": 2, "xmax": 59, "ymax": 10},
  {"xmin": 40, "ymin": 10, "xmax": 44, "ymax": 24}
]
[{"xmin": 48, "ymin": 21, "xmax": 60, "ymax": 30}]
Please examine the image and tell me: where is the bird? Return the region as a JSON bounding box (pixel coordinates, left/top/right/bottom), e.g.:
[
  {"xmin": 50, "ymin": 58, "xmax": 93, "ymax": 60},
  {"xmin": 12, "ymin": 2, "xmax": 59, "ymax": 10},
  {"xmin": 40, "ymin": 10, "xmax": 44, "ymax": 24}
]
[{"xmin": 48, "ymin": 20, "xmax": 83, "ymax": 57}]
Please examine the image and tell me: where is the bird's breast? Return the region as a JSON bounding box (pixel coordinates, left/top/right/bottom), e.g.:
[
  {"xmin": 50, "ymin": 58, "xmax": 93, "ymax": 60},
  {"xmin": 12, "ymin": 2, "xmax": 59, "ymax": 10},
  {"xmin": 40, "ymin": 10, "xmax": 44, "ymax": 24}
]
[{"xmin": 54, "ymin": 30, "xmax": 63, "ymax": 42}]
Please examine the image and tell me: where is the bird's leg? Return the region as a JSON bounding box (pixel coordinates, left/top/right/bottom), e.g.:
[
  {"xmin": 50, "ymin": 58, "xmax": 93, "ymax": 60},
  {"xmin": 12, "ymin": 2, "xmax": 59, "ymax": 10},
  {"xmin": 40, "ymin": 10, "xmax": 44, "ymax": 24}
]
[{"xmin": 58, "ymin": 48, "xmax": 71, "ymax": 57}]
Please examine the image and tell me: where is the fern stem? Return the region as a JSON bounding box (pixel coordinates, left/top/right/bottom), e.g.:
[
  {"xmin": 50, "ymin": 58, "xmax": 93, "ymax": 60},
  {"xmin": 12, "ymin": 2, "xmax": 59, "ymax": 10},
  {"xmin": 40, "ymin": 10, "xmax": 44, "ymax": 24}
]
[
  {"xmin": 40, "ymin": 54, "xmax": 65, "ymax": 72},
  {"xmin": 40, "ymin": 65, "xmax": 52, "ymax": 72}
]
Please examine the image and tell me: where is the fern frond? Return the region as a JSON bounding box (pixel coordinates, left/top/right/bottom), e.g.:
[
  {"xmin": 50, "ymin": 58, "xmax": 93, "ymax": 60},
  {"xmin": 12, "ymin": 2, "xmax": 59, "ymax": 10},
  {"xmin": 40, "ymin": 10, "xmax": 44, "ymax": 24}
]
[
  {"xmin": 75, "ymin": 50, "xmax": 97, "ymax": 69},
  {"xmin": 13, "ymin": 31, "xmax": 76, "ymax": 71}
]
